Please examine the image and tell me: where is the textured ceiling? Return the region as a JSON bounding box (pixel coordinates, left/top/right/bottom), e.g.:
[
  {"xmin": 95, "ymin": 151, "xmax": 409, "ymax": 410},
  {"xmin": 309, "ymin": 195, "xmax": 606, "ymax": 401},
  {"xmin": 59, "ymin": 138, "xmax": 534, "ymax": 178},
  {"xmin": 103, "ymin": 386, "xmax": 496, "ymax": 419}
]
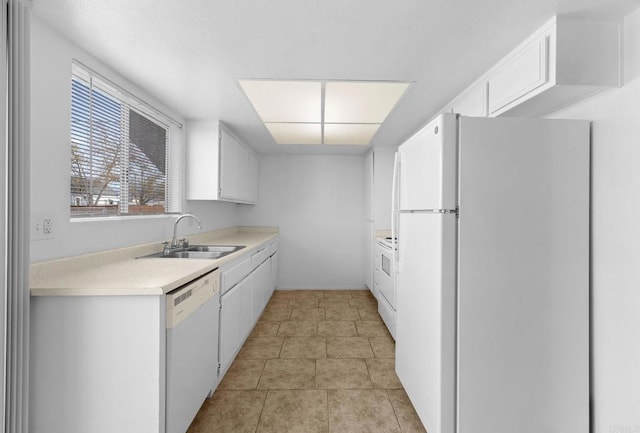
[{"xmin": 33, "ymin": 0, "xmax": 639, "ymax": 154}]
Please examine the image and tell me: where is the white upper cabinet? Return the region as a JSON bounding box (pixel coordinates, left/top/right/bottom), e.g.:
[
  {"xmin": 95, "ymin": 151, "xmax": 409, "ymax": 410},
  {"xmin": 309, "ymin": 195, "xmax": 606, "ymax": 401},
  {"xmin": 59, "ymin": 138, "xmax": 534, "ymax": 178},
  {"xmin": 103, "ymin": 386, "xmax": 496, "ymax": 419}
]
[
  {"xmin": 488, "ymin": 17, "xmax": 620, "ymax": 117},
  {"xmin": 187, "ymin": 121, "xmax": 258, "ymax": 204},
  {"xmin": 449, "ymin": 82, "xmax": 488, "ymax": 117},
  {"xmin": 444, "ymin": 16, "xmax": 620, "ymax": 118}
]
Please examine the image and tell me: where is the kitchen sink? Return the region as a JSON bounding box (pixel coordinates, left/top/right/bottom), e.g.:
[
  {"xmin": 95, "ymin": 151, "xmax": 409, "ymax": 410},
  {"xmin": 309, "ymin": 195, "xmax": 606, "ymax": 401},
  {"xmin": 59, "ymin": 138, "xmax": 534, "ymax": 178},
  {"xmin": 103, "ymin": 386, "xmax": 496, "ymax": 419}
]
[
  {"xmin": 186, "ymin": 245, "xmax": 245, "ymax": 253},
  {"xmin": 139, "ymin": 245, "xmax": 245, "ymax": 259}
]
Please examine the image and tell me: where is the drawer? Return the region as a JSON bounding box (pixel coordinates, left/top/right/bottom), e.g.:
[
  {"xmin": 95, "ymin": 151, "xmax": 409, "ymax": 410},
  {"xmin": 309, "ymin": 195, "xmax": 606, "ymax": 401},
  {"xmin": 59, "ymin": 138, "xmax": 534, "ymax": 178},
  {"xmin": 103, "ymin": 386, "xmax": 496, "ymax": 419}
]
[
  {"xmin": 222, "ymin": 256, "xmax": 252, "ymax": 293},
  {"xmin": 251, "ymin": 245, "xmax": 270, "ymax": 267}
]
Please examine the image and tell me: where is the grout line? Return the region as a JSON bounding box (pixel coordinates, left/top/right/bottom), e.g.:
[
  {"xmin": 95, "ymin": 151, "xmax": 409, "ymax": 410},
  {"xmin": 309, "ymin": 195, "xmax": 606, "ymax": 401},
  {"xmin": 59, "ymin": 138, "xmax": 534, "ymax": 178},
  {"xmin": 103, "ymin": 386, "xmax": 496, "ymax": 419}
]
[
  {"xmin": 326, "ymin": 388, "xmax": 330, "ymax": 433},
  {"xmin": 254, "ymin": 389, "xmax": 269, "ymax": 433},
  {"xmin": 386, "ymin": 388, "xmax": 404, "ymax": 432}
]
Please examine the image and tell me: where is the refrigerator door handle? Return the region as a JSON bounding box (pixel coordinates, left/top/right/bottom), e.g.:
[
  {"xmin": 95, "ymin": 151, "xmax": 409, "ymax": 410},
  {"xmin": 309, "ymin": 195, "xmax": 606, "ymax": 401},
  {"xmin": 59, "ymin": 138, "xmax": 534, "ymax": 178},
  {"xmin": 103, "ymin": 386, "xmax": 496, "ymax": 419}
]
[{"xmin": 391, "ymin": 152, "xmax": 401, "ymax": 272}]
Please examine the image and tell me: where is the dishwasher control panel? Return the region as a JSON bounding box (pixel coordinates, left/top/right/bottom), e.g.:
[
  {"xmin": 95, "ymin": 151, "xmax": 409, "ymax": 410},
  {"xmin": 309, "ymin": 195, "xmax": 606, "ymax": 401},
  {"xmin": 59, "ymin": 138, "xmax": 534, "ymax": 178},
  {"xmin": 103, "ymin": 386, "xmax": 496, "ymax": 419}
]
[{"xmin": 166, "ymin": 269, "xmax": 219, "ymax": 329}]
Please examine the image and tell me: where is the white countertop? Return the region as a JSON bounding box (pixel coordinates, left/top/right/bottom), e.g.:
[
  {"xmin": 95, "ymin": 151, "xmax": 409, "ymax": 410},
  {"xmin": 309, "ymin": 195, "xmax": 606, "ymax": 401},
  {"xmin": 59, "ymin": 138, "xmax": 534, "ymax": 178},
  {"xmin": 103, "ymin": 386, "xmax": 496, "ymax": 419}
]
[{"xmin": 30, "ymin": 227, "xmax": 278, "ymax": 296}]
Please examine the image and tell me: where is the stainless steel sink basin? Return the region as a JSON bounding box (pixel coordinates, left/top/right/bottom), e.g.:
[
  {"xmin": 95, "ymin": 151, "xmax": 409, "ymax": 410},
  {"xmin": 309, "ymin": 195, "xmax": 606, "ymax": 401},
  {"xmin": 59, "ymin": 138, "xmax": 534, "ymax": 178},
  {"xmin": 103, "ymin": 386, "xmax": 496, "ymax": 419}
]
[
  {"xmin": 138, "ymin": 245, "xmax": 245, "ymax": 259},
  {"xmin": 186, "ymin": 245, "xmax": 245, "ymax": 253}
]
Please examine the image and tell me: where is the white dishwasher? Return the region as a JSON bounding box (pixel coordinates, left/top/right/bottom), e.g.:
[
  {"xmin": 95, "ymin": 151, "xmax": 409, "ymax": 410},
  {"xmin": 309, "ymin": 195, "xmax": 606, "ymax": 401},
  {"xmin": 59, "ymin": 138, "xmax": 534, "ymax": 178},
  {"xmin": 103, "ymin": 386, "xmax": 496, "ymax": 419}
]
[{"xmin": 166, "ymin": 269, "xmax": 219, "ymax": 433}]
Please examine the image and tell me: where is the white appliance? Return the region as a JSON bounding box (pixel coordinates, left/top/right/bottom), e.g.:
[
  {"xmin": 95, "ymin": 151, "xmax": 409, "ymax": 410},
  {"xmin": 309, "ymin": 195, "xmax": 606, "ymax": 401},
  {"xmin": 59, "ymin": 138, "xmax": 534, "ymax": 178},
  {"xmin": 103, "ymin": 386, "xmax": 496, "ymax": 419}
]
[
  {"xmin": 394, "ymin": 113, "xmax": 589, "ymax": 433},
  {"xmin": 166, "ymin": 270, "xmax": 220, "ymax": 433},
  {"xmin": 375, "ymin": 237, "xmax": 396, "ymax": 338}
]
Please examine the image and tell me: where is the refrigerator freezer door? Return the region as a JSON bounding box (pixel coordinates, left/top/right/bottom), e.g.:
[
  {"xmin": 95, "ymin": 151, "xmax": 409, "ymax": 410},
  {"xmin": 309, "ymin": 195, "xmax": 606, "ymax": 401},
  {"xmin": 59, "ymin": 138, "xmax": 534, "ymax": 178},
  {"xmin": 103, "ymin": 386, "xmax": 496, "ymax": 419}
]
[
  {"xmin": 456, "ymin": 117, "xmax": 589, "ymax": 433},
  {"xmin": 398, "ymin": 113, "xmax": 457, "ymax": 211},
  {"xmin": 395, "ymin": 212, "xmax": 456, "ymax": 433}
]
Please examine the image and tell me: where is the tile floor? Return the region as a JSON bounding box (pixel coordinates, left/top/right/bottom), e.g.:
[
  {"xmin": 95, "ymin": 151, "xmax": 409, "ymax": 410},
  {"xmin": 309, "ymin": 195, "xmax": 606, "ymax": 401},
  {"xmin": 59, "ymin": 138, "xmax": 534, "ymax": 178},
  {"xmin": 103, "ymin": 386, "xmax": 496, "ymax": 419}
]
[{"xmin": 187, "ymin": 289, "xmax": 427, "ymax": 433}]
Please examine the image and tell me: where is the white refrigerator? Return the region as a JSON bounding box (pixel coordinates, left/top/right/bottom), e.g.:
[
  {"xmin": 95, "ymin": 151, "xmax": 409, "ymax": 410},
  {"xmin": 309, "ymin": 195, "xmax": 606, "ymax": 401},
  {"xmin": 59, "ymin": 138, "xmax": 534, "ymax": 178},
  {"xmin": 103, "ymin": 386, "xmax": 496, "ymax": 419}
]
[{"xmin": 394, "ymin": 113, "xmax": 589, "ymax": 433}]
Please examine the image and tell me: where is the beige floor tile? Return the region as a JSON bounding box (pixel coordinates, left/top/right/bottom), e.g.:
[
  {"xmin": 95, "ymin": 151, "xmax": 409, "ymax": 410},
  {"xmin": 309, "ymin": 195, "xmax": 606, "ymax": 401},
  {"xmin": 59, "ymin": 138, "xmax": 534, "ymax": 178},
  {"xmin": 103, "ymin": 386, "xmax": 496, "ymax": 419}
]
[
  {"xmin": 369, "ymin": 336, "xmax": 395, "ymax": 358},
  {"xmin": 325, "ymin": 307, "xmax": 361, "ymax": 321},
  {"xmin": 250, "ymin": 320, "xmax": 281, "ymax": 338},
  {"xmin": 358, "ymin": 308, "xmax": 382, "ymax": 321},
  {"xmin": 348, "ymin": 290, "xmax": 375, "ymax": 299},
  {"xmin": 318, "ymin": 298, "xmax": 352, "ymax": 309},
  {"xmin": 261, "ymin": 307, "xmax": 292, "ymax": 321},
  {"xmin": 288, "ymin": 299, "xmax": 320, "ymax": 309},
  {"xmin": 326, "ymin": 337, "xmax": 374, "ymax": 358},
  {"xmin": 271, "ymin": 291, "xmax": 297, "ymax": 301},
  {"xmin": 280, "ymin": 336, "xmax": 327, "ymax": 359},
  {"xmin": 316, "ymin": 359, "xmax": 372, "ymax": 389},
  {"xmin": 349, "ymin": 298, "xmax": 378, "ymax": 310},
  {"xmin": 218, "ymin": 358, "xmax": 266, "ymax": 390},
  {"xmin": 187, "ymin": 390, "xmax": 267, "ymax": 433},
  {"xmin": 258, "ymin": 358, "xmax": 316, "ymax": 389},
  {"xmin": 292, "ymin": 290, "xmax": 325, "ymax": 299},
  {"xmin": 267, "ymin": 298, "xmax": 290, "ymax": 308},
  {"xmin": 318, "ymin": 321, "xmax": 357, "ymax": 337},
  {"xmin": 291, "ymin": 308, "xmax": 326, "ymax": 321},
  {"xmin": 355, "ymin": 320, "xmax": 391, "ymax": 337},
  {"xmin": 238, "ymin": 337, "xmax": 284, "ymax": 359},
  {"xmin": 387, "ymin": 389, "xmax": 427, "ymax": 433},
  {"xmin": 322, "ymin": 290, "xmax": 353, "ymax": 300},
  {"xmin": 328, "ymin": 389, "xmax": 401, "ymax": 433},
  {"xmin": 277, "ymin": 320, "xmax": 318, "ymax": 336},
  {"xmin": 366, "ymin": 358, "xmax": 402, "ymax": 389},
  {"xmin": 257, "ymin": 390, "xmax": 328, "ymax": 433}
]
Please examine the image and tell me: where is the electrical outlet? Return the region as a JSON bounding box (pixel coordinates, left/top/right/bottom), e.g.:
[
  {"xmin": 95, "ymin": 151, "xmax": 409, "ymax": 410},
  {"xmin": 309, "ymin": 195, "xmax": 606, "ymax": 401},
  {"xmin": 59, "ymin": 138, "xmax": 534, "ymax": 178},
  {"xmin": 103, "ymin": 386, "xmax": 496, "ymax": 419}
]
[
  {"xmin": 43, "ymin": 218, "xmax": 53, "ymax": 234},
  {"xmin": 32, "ymin": 216, "xmax": 54, "ymax": 240}
]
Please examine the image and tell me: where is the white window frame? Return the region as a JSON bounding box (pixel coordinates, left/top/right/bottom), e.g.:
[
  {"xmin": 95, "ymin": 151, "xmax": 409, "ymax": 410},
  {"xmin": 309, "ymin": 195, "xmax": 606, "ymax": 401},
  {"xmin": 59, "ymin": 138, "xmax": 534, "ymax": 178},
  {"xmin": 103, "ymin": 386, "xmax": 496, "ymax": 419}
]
[{"xmin": 70, "ymin": 60, "xmax": 183, "ymax": 218}]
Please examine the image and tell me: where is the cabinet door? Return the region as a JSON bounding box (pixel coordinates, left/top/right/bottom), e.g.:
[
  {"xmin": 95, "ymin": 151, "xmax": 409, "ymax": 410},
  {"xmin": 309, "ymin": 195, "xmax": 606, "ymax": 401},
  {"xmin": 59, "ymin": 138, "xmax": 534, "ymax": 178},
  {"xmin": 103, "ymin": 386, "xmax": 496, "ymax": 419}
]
[
  {"xmin": 238, "ymin": 275, "xmax": 254, "ymax": 342},
  {"xmin": 451, "ymin": 83, "xmax": 487, "ymax": 117},
  {"xmin": 247, "ymin": 151, "xmax": 258, "ymax": 204},
  {"xmin": 253, "ymin": 259, "xmax": 271, "ymax": 320},
  {"xmin": 219, "ymin": 283, "xmax": 242, "ymax": 372},
  {"xmin": 219, "ymin": 128, "xmax": 249, "ymax": 201},
  {"xmin": 488, "ymin": 35, "xmax": 549, "ymax": 115},
  {"xmin": 270, "ymin": 252, "xmax": 279, "ymax": 294}
]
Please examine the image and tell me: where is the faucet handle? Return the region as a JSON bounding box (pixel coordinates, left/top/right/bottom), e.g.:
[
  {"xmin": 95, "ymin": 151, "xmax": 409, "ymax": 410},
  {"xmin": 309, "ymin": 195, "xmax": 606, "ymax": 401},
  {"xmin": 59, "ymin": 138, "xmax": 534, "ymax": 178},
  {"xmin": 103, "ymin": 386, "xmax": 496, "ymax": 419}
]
[
  {"xmin": 178, "ymin": 238, "xmax": 189, "ymax": 248},
  {"xmin": 162, "ymin": 241, "xmax": 172, "ymax": 255}
]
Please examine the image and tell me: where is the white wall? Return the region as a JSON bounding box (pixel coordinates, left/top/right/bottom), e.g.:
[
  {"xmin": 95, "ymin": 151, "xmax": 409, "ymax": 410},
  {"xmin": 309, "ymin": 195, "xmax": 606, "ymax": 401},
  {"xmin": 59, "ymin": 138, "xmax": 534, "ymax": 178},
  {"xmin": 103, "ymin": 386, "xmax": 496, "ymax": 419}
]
[
  {"xmin": 372, "ymin": 147, "xmax": 396, "ymax": 230},
  {"xmin": 547, "ymin": 9, "xmax": 640, "ymax": 433},
  {"xmin": 30, "ymin": 18, "xmax": 240, "ymax": 263},
  {"xmin": 239, "ymin": 155, "xmax": 365, "ymax": 289}
]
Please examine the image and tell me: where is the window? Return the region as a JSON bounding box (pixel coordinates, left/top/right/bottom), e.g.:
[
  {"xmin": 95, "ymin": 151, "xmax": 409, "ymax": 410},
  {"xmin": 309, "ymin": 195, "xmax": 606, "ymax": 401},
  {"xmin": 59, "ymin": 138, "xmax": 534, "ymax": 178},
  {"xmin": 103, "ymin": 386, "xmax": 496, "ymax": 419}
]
[{"xmin": 70, "ymin": 61, "xmax": 183, "ymax": 218}]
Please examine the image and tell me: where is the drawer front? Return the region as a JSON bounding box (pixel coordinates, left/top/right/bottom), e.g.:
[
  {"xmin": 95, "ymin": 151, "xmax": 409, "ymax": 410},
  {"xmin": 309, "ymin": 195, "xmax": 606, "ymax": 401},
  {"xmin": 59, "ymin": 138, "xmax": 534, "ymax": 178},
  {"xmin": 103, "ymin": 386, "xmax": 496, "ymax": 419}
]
[
  {"xmin": 488, "ymin": 35, "xmax": 549, "ymax": 115},
  {"xmin": 222, "ymin": 256, "xmax": 252, "ymax": 293},
  {"xmin": 251, "ymin": 246, "xmax": 270, "ymax": 267}
]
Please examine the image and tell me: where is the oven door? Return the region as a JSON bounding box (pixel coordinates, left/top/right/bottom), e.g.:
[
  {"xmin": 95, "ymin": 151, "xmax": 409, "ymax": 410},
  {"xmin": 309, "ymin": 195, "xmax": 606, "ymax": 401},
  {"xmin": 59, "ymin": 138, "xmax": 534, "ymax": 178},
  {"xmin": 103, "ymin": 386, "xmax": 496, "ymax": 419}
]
[{"xmin": 376, "ymin": 244, "xmax": 396, "ymax": 309}]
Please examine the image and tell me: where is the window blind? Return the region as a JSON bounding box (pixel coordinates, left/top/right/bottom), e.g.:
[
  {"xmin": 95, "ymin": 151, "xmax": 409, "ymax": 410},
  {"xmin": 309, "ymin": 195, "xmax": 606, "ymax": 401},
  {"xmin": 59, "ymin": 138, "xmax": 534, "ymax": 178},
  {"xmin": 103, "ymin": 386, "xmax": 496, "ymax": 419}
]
[{"xmin": 70, "ymin": 61, "xmax": 183, "ymax": 217}]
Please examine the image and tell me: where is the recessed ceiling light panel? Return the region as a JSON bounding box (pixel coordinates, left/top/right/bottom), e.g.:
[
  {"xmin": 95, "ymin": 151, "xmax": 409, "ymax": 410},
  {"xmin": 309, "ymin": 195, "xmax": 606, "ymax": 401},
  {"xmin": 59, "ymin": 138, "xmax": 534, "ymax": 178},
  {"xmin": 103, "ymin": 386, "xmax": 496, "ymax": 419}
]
[
  {"xmin": 324, "ymin": 123, "xmax": 381, "ymax": 145},
  {"xmin": 239, "ymin": 79, "xmax": 411, "ymax": 145},
  {"xmin": 264, "ymin": 123, "xmax": 321, "ymax": 145},
  {"xmin": 239, "ymin": 80, "xmax": 321, "ymax": 122},
  {"xmin": 324, "ymin": 81, "xmax": 410, "ymax": 124}
]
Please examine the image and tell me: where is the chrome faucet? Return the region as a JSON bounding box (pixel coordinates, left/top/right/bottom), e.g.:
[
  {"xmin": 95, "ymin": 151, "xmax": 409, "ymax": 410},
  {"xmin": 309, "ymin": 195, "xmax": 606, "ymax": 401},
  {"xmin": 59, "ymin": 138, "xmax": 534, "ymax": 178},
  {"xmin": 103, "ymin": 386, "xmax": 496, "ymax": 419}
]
[{"xmin": 171, "ymin": 214, "xmax": 202, "ymax": 249}]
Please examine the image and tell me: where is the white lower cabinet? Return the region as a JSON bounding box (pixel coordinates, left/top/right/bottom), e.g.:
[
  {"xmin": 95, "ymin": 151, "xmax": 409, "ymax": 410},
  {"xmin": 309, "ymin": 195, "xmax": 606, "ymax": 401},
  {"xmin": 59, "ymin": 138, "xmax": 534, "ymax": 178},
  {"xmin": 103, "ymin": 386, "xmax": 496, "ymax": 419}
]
[
  {"xmin": 253, "ymin": 258, "xmax": 271, "ymax": 322},
  {"xmin": 218, "ymin": 238, "xmax": 279, "ymax": 378},
  {"xmin": 238, "ymin": 275, "xmax": 254, "ymax": 342},
  {"xmin": 270, "ymin": 251, "xmax": 278, "ymax": 291},
  {"xmin": 219, "ymin": 281, "xmax": 243, "ymax": 373}
]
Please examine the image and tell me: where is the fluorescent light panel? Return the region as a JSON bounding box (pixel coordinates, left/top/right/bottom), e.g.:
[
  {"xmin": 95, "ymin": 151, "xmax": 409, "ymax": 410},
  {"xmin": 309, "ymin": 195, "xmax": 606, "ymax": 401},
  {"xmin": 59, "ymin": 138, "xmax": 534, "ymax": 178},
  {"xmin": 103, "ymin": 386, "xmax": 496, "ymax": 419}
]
[
  {"xmin": 239, "ymin": 80, "xmax": 321, "ymax": 122},
  {"xmin": 264, "ymin": 123, "xmax": 321, "ymax": 145},
  {"xmin": 324, "ymin": 81, "xmax": 410, "ymax": 123},
  {"xmin": 239, "ymin": 79, "xmax": 409, "ymax": 145},
  {"xmin": 324, "ymin": 124, "xmax": 381, "ymax": 145}
]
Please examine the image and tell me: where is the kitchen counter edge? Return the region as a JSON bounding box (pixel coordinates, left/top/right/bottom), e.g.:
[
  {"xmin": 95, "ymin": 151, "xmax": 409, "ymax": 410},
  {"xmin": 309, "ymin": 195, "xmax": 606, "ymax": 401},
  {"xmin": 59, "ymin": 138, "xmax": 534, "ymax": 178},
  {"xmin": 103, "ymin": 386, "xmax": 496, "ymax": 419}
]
[{"xmin": 30, "ymin": 226, "xmax": 278, "ymax": 297}]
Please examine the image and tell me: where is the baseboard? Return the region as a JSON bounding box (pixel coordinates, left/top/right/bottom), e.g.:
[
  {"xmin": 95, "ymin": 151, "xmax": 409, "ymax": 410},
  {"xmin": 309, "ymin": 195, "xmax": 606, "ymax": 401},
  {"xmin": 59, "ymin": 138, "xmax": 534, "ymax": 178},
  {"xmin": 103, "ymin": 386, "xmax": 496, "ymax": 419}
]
[{"xmin": 276, "ymin": 285, "xmax": 368, "ymax": 291}]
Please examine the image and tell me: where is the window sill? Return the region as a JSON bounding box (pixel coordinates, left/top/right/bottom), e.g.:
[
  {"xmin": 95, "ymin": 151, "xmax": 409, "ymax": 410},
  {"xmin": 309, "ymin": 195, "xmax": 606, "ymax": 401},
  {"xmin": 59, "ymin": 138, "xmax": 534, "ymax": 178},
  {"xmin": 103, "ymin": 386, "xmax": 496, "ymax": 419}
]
[{"xmin": 71, "ymin": 214, "xmax": 177, "ymax": 223}]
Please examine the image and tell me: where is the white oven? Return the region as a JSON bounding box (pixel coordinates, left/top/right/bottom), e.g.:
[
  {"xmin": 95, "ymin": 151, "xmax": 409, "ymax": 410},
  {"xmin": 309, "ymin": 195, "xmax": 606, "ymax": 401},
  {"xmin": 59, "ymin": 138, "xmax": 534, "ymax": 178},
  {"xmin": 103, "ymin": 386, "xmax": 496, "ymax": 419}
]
[{"xmin": 375, "ymin": 237, "xmax": 396, "ymax": 339}]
